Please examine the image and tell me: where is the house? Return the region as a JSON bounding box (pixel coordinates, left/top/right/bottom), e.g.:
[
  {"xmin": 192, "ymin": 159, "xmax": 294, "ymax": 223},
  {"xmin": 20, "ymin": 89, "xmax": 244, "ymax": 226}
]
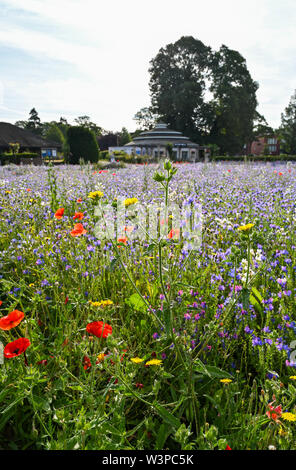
[
  {"xmin": 109, "ymin": 123, "xmax": 209, "ymax": 161},
  {"xmin": 0, "ymin": 122, "xmax": 61, "ymax": 160},
  {"xmin": 246, "ymin": 135, "xmax": 280, "ymax": 156}
]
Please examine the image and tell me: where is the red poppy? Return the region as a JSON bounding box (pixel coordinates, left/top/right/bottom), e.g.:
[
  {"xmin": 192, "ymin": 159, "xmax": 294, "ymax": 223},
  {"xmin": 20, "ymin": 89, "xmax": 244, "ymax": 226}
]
[
  {"xmin": 278, "ymin": 172, "xmax": 283, "ymax": 176},
  {"xmin": 225, "ymin": 445, "xmax": 232, "ymax": 450},
  {"xmin": 0, "ymin": 310, "xmax": 25, "ymax": 330},
  {"xmin": 117, "ymin": 236, "xmax": 127, "ymax": 246},
  {"xmin": 77, "ymin": 198, "xmax": 83, "ymax": 203},
  {"xmin": 54, "ymin": 208, "xmax": 65, "ymax": 219},
  {"xmin": 73, "ymin": 212, "xmax": 84, "ymax": 220},
  {"xmin": 86, "ymin": 321, "xmax": 112, "ymax": 338},
  {"xmin": 70, "ymin": 223, "xmax": 87, "ymax": 237},
  {"xmin": 83, "ymin": 355, "xmax": 92, "ymax": 370},
  {"xmin": 266, "ymin": 402, "xmax": 282, "ymax": 421},
  {"xmin": 168, "ymin": 228, "xmax": 180, "ymax": 239},
  {"xmin": 4, "ymin": 338, "xmax": 30, "ymax": 358},
  {"xmin": 65, "ymin": 296, "xmax": 69, "ymax": 305},
  {"xmin": 0, "ymin": 301, "xmax": 2, "ymax": 306},
  {"xmin": 37, "ymin": 359, "xmax": 48, "ymax": 366}
]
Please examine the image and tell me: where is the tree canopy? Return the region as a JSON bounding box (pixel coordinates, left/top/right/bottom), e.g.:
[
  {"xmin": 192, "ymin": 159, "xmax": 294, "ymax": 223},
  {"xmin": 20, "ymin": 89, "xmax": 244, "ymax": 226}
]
[
  {"xmin": 147, "ymin": 36, "xmax": 261, "ymax": 154},
  {"xmin": 279, "ymin": 90, "xmax": 296, "ymax": 154}
]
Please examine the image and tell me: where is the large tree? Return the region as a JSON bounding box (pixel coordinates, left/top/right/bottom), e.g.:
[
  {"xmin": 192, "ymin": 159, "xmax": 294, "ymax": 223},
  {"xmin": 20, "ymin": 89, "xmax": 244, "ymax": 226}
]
[
  {"xmin": 149, "ymin": 36, "xmax": 211, "ymax": 143},
  {"xmin": 67, "ymin": 126, "xmax": 99, "ymax": 164},
  {"xmin": 208, "ymin": 45, "xmax": 259, "ymax": 154},
  {"xmin": 74, "ymin": 116, "xmax": 102, "ymax": 136},
  {"xmin": 133, "ymin": 107, "xmax": 158, "ymax": 130},
  {"xmin": 148, "ymin": 36, "xmax": 260, "ymax": 154},
  {"xmin": 279, "ymin": 90, "xmax": 296, "ymax": 154}
]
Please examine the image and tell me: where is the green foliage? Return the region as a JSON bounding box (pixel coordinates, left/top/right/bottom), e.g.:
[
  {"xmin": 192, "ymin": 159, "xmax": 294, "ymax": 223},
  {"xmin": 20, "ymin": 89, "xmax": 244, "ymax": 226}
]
[
  {"xmin": 67, "ymin": 126, "xmax": 99, "ymax": 164},
  {"xmin": 148, "ymin": 36, "xmax": 260, "ymax": 154},
  {"xmin": 279, "ymin": 90, "xmax": 296, "ymax": 154},
  {"xmin": 45, "ymin": 125, "xmax": 65, "ymax": 146},
  {"xmin": 118, "ymin": 127, "xmax": 131, "ymax": 146}
]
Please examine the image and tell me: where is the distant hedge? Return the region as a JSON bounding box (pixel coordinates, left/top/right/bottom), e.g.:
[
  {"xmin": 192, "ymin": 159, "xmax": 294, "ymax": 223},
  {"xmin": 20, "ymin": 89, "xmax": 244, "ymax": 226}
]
[
  {"xmin": 0, "ymin": 152, "xmax": 39, "ymax": 164},
  {"xmin": 210, "ymin": 154, "xmax": 296, "ymax": 162},
  {"xmin": 67, "ymin": 126, "xmax": 99, "ymax": 164}
]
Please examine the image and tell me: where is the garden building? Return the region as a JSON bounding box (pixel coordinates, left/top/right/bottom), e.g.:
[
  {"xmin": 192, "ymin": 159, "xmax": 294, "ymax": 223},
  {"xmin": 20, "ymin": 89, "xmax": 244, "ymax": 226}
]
[
  {"xmin": 119, "ymin": 123, "xmax": 208, "ymax": 161},
  {"xmin": 0, "ymin": 122, "xmax": 61, "ymax": 160}
]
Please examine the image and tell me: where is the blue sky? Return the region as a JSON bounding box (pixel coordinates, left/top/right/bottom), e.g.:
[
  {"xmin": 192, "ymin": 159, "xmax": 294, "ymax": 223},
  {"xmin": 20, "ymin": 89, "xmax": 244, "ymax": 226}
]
[{"xmin": 0, "ymin": 0, "xmax": 295, "ymax": 132}]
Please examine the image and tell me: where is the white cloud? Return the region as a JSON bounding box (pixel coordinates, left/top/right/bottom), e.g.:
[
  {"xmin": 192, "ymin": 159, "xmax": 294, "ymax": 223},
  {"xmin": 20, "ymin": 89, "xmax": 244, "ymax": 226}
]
[{"xmin": 0, "ymin": 0, "xmax": 295, "ymax": 130}]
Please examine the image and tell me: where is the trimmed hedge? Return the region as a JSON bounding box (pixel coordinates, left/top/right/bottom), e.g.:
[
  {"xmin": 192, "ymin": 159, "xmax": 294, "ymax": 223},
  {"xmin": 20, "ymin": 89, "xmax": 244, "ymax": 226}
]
[
  {"xmin": 0, "ymin": 152, "xmax": 39, "ymax": 164},
  {"xmin": 67, "ymin": 126, "xmax": 99, "ymax": 164},
  {"xmin": 210, "ymin": 154, "xmax": 296, "ymax": 162}
]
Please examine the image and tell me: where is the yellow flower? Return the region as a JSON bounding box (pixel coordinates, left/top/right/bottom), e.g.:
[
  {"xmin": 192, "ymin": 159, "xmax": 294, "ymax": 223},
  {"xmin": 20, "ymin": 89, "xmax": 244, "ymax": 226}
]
[
  {"xmin": 131, "ymin": 357, "xmax": 144, "ymax": 364},
  {"xmin": 278, "ymin": 427, "xmax": 288, "ymax": 436},
  {"xmin": 290, "ymin": 376, "xmax": 296, "ymax": 380},
  {"xmin": 5, "ymin": 190, "xmax": 11, "ymax": 194},
  {"xmin": 89, "ymin": 299, "xmax": 113, "ymax": 307},
  {"xmin": 29, "ymin": 283, "xmax": 35, "ymax": 287},
  {"xmin": 124, "ymin": 197, "xmax": 138, "ymax": 207},
  {"xmin": 97, "ymin": 353, "xmax": 105, "ymax": 363},
  {"xmin": 88, "ymin": 190, "xmax": 104, "ymax": 200},
  {"xmin": 145, "ymin": 359, "xmax": 163, "ymax": 366},
  {"xmin": 282, "ymin": 412, "xmax": 296, "ymax": 422},
  {"xmin": 238, "ymin": 223, "xmax": 255, "ymax": 231},
  {"xmin": 220, "ymin": 379, "xmax": 232, "ymax": 384}
]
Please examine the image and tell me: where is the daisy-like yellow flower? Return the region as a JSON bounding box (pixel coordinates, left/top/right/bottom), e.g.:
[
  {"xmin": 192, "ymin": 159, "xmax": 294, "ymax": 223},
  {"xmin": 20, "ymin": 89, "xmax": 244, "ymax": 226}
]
[
  {"xmin": 289, "ymin": 376, "xmax": 296, "ymax": 380},
  {"xmin": 97, "ymin": 353, "xmax": 105, "ymax": 363},
  {"xmin": 281, "ymin": 412, "xmax": 296, "ymax": 422},
  {"xmin": 89, "ymin": 300, "xmax": 113, "ymax": 307},
  {"xmin": 145, "ymin": 359, "xmax": 163, "ymax": 366},
  {"xmin": 238, "ymin": 223, "xmax": 255, "ymax": 232},
  {"xmin": 131, "ymin": 357, "xmax": 144, "ymax": 364},
  {"xmin": 88, "ymin": 190, "xmax": 104, "ymax": 200},
  {"xmin": 220, "ymin": 378, "xmax": 232, "ymax": 384},
  {"xmin": 124, "ymin": 197, "xmax": 138, "ymax": 207}
]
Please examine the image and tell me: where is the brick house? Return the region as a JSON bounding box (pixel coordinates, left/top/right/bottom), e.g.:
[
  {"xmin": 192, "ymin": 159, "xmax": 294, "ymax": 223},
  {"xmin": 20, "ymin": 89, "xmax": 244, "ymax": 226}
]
[{"xmin": 246, "ymin": 136, "xmax": 280, "ymax": 156}]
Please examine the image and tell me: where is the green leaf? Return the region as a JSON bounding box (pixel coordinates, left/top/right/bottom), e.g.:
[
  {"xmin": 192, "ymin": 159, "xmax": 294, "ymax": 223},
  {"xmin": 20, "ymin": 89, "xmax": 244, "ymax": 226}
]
[
  {"xmin": 155, "ymin": 423, "xmax": 172, "ymax": 449},
  {"xmin": 110, "ymin": 257, "xmax": 119, "ymax": 272},
  {"xmin": 241, "ymin": 287, "xmax": 250, "ymax": 310},
  {"xmin": 250, "ymin": 287, "xmax": 263, "ymax": 314},
  {"xmin": 126, "ymin": 293, "xmax": 147, "ymax": 313},
  {"xmin": 153, "ymin": 403, "xmax": 181, "ymax": 429},
  {"xmin": 193, "ymin": 359, "xmax": 233, "ymax": 380}
]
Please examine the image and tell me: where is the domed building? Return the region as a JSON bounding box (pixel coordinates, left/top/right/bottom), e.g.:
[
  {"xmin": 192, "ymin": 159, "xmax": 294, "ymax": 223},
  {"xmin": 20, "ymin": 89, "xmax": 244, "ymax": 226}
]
[{"xmin": 120, "ymin": 123, "xmax": 208, "ymax": 161}]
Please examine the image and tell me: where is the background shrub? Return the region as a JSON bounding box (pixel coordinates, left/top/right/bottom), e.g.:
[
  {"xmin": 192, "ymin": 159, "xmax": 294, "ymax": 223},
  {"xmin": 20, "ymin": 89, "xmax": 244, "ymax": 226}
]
[{"xmin": 67, "ymin": 126, "xmax": 99, "ymax": 164}]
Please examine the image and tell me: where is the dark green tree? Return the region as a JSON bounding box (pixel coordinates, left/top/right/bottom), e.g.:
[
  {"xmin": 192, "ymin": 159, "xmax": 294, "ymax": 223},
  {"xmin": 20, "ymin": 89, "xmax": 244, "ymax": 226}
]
[
  {"xmin": 67, "ymin": 126, "xmax": 99, "ymax": 164},
  {"xmin": 27, "ymin": 108, "xmax": 42, "ymax": 134},
  {"xmin": 45, "ymin": 124, "xmax": 65, "ymax": 145},
  {"xmin": 74, "ymin": 116, "xmax": 102, "ymax": 136},
  {"xmin": 148, "ymin": 37, "xmax": 260, "ymax": 154},
  {"xmin": 209, "ymin": 45, "xmax": 259, "ymax": 154},
  {"xmin": 118, "ymin": 127, "xmax": 131, "ymax": 146},
  {"xmin": 133, "ymin": 107, "xmax": 158, "ymax": 130},
  {"xmin": 279, "ymin": 90, "xmax": 296, "ymax": 154}
]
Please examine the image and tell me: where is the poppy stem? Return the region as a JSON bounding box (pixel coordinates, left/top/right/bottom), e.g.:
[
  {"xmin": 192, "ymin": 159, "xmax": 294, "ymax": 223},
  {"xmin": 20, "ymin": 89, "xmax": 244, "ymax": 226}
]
[{"xmin": 23, "ymin": 351, "xmax": 28, "ymax": 366}]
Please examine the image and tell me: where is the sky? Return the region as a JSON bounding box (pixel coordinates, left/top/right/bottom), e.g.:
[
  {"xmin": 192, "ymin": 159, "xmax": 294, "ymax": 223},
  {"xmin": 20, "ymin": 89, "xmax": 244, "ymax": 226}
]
[{"xmin": 0, "ymin": 0, "xmax": 295, "ymax": 132}]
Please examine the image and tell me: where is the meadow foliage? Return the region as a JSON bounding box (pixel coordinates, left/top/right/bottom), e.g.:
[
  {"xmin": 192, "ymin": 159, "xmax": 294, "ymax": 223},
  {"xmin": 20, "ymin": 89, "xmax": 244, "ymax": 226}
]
[{"xmin": 0, "ymin": 160, "xmax": 296, "ymax": 450}]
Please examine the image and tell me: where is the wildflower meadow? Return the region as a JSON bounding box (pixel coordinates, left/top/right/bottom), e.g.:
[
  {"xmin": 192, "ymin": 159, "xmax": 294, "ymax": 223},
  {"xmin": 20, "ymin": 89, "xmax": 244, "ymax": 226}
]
[{"xmin": 1, "ymin": 160, "xmax": 296, "ymax": 451}]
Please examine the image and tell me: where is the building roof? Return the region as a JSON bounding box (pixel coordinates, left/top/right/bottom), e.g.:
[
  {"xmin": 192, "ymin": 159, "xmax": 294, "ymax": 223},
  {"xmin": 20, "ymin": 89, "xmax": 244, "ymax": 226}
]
[
  {"xmin": 125, "ymin": 122, "xmax": 199, "ymax": 148},
  {"xmin": 0, "ymin": 122, "xmax": 61, "ymax": 149}
]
